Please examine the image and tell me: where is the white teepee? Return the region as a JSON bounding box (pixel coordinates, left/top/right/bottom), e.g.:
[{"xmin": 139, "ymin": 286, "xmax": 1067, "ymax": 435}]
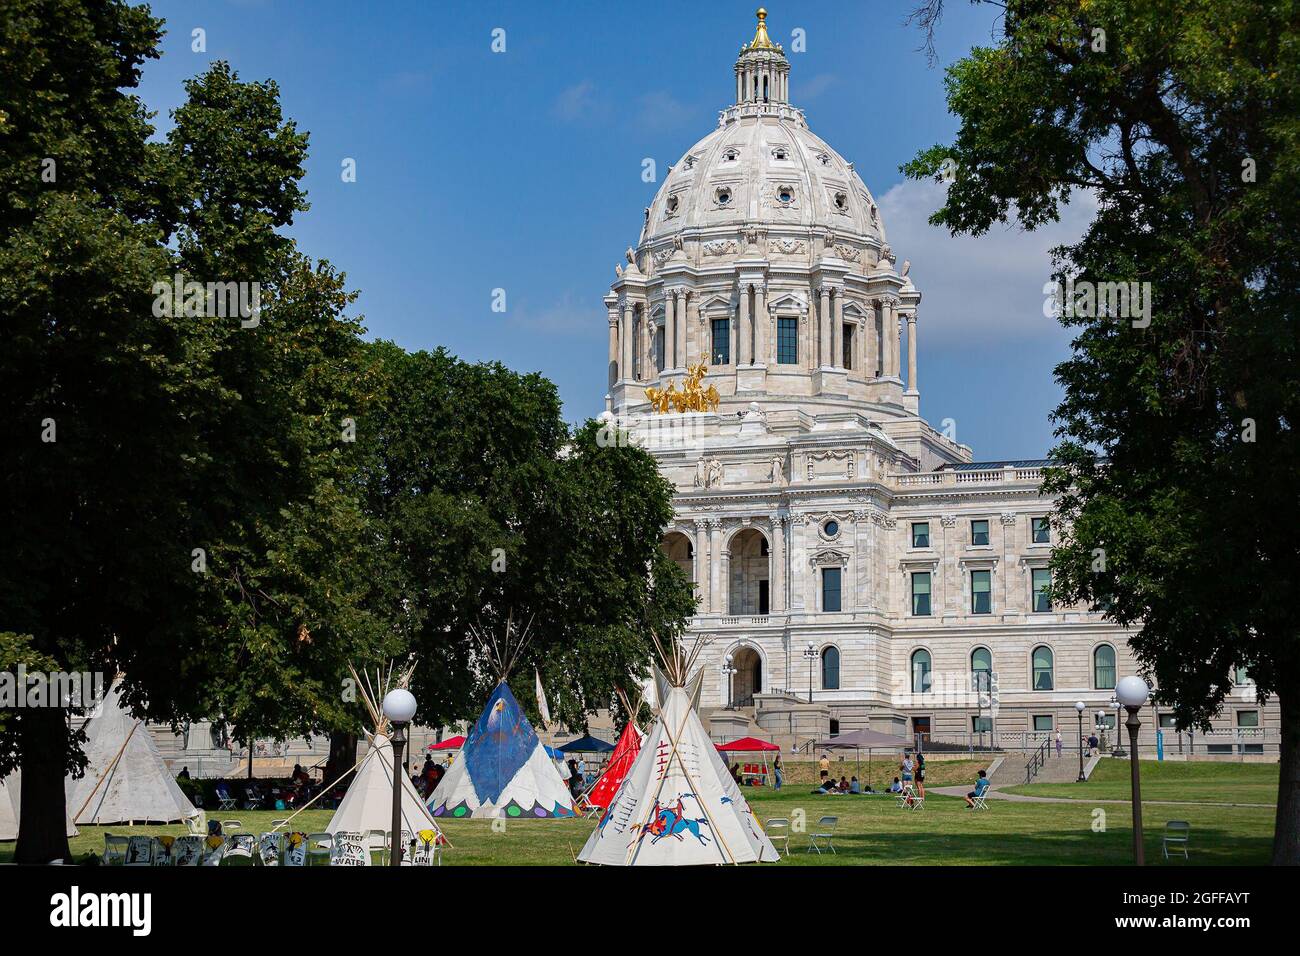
[
  {"xmin": 427, "ymin": 617, "xmax": 575, "ymax": 820},
  {"xmin": 64, "ymin": 681, "xmax": 198, "ymax": 826},
  {"xmin": 323, "ymin": 662, "xmax": 444, "ymax": 844},
  {"xmin": 1, "ymin": 772, "xmax": 79, "ymax": 841},
  {"xmin": 579, "ymin": 635, "xmax": 778, "ymax": 866}
]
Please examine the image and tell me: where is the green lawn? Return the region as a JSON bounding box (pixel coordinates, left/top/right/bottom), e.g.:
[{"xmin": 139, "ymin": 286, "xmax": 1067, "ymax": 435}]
[
  {"xmin": 1002, "ymin": 759, "xmax": 1279, "ymax": 805},
  {"xmin": 1, "ymin": 765, "xmax": 1277, "ymax": 865}
]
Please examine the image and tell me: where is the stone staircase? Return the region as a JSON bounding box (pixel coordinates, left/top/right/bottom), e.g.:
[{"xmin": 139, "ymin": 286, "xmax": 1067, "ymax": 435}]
[{"xmin": 992, "ymin": 751, "xmax": 1093, "ymax": 786}]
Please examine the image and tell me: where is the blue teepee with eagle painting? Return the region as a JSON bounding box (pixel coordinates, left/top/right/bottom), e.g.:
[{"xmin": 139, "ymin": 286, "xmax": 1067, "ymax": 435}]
[{"xmin": 427, "ymin": 618, "xmax": 575, "ymax": 820}]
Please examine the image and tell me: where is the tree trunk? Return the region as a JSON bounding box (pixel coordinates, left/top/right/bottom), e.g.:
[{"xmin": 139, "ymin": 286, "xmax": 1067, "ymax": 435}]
[
  {"xmin": 1273, "ymin": 674, "xmax": 1299, "ymax": 865},
  {"xmin": 322, "ymin": 730, "xmax": 357, "ymax": 789},
  {"xmin": 15, "ymin": 706, "xmax": 72, "ymax": 864}
]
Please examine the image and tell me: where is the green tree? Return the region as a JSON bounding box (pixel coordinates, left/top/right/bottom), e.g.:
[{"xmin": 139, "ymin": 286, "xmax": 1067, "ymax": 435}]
[
  {"xmin": 906, "ymin": 0, "xmax": 1299, "ymax": 862},
  {"xmin": 355, "ymin": 344, "xmax": 695, "ymax": 734},
  {"xmin": 1, "ymin": 1, "xmax": 386, "ymax": 861}
]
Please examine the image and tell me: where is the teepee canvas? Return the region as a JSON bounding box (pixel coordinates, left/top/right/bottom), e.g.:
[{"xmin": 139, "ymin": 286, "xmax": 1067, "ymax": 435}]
[
  {"xmin": 579, "ymin": 635, "xmax": 778, "ymax": 866},
  {"xmin": 1, "ymin": 772, "xmax": 79, "ymax": 841},
  {"xmin": 585, "ymin": 691, "xmax": 645, "ymax": 811},
  {"xmin": 428, "ymin": 617, "xmax": 575, "ymax": 820},
  {"xmin": 65, "ymin": 682, "xmax": 197, "ymax": 826},
  {"xmin": 327, "ymin": 731, "xmax": 444, "ymax": 839}
]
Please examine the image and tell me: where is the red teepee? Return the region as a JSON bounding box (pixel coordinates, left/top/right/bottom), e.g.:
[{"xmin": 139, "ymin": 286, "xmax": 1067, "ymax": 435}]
[{"xmin": 585, "ymin": 719, "xmax": 643, "ymax": 809}]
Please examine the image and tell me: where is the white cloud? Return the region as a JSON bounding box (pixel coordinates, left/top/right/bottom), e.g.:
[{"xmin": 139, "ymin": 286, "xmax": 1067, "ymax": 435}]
[
  {"xmin": 877, "ymin": 177, "xmax": 1098, "ymax": 345},
  {"xmin": 552, "ymin": 80, "xmax": 606, "ymax": 123},
  {"xmin": 795, "ymin": 72, "xmax": 836, "ymax": 100},
  {"xmin": 634, "ymin": 90, "xmax": 694, "ymax": 133}
]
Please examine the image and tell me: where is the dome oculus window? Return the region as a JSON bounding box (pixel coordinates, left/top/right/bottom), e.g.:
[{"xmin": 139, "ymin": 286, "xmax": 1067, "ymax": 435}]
[
  {"xmin": 776, "ymin": 185, "xmax": 795, "ymax": 206},
  {"xmin": 823, "ymin": 519, "xmax": 840, "ymax": 539},
  {"xmin": 714, "ymin": 186, "xmax": 733, "ymax": 207},
  {"xmin": 772, "ymin": 146, "xmax": 789, "ymax": 161},
  {"xmin": 722, "ymin": 148, "xmax": 739, "ymax": 162}
]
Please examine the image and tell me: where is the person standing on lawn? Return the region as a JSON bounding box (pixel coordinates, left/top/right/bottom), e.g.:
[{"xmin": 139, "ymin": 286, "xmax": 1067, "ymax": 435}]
[
  {"xmin": 819, "ymin": 753, "xmax": 831, "ymax": 783},
  {"xmin": 773, "ymin": 754, "xmax": 783, "ymax": 791},
  {"xmin": 1055, "ymin": 730, "xmax": 1063, "ymax": 757}
]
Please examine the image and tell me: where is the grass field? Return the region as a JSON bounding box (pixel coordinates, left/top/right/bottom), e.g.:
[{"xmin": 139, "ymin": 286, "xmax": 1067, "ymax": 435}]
[
  {"xmin": 1002, "ymin": 759, "xmax": 1279, "ymax": 805},
  {"xmin": 1, "ymin": 760, "xmax": 1278, "ymax": 866}
]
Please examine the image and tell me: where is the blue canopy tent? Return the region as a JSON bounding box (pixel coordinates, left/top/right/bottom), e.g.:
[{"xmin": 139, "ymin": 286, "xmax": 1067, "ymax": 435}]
[{"xmin": 557, "ymin": 735, "xmax": 615, "ymax": 754}]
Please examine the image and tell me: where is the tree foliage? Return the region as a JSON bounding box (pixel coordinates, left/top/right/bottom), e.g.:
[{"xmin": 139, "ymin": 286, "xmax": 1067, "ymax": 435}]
[{"xmin": 906, "ymin": 0, "xmax": 1300, "ymax": 862}]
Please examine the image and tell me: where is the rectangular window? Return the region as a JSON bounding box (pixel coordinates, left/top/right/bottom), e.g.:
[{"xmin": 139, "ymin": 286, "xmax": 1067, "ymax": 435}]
[
  {"xmin": 711, "ymin": 318, "xmax": 730, "ymax": 365},
  {"xmin": 821, "ymin": 567, "xmax": 842, "ymax": 613},
  {"xmin": 1097, "ymin": 714, "xmax": 1116, "ymax": 730},
  {"xmin": 911, "ymin": 572, "xmax": 931, "ymax": 616},
  {"xmin": 911, "ymin": 522, "xmax": 930, "ymax": 549},
  {"xmin": 1244, "ymin": 744, "xmax": 1264, "ymax": 755},
  {"xmin": 972, "ymin": 716, "xmax": 992, "ymax": 733},
  {"xmin": 654, "ymin": 326, "xmax": 665, "ymax": 372},
  {"xmin": 1236, "ymin": 710, "xmax": 1259, "ymax": 728},
  {"xmin": 842, "ymin": 324, "xmax": 854, "ymax": 369},
  {"xmin": 1032, "ymin": 568, "xmax": 1052, "ymax": 612},
  {"xmin": 1207, "ymin": 744, "xmax": 1233, "ymax": 755},
  {"xmin": 971, "ymin": 519, "xmax": 990, "ymax": 546},
  {"xmin": 1031, "ymin": 516, "xmax": 1050, "ymax": 544},
  {"xmin": 776, "ymin": 317, "xmax": 798, "ymax": 364},
  {"xmin": 1033, "ymin": 715, "xmax": 1054, "ymax": 732},
  {"xmin": 971, "ymin": 570, "xmax": 991, "ymax": 614},
  {"xmin": 1158, "ymin": 714, "xmax": 1178, "ymax": 729}
]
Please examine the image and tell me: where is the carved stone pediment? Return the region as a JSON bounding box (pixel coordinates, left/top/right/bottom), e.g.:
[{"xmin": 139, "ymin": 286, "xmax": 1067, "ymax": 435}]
[
  {"xmin": 806, "ymin": 449, "xmax": 855, "ymax": 481},
  {"xmin": 810, "ymin": 548, "xmax": 850, "ymax": 568}
]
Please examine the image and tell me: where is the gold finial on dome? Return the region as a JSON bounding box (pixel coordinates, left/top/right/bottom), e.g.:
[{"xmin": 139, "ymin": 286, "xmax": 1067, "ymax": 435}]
[{"xmin": 749, "ymin": 7, "xmax": 776, "ymax": 50}]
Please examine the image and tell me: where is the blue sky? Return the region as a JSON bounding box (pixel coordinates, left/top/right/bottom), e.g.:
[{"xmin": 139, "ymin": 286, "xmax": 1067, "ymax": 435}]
[{"xmin": 135, "ymin": 0, "xmax": 1085, "ymax": 460}]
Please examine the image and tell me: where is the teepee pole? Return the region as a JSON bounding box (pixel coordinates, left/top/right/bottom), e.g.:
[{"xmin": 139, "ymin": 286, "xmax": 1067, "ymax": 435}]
[
  {"xmin": 272, "ymin": 750, "xmax": 367, "ymax": 831},
  {"xmin": 74, "ymin": 719, "xmax": 142, "ymax": 824}
]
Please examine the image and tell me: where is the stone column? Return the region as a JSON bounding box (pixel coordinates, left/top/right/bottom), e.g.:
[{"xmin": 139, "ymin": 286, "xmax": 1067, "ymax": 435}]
[
  {"xmin": 771, "ymin": 515, "xmax": 786, "ymax": 612},
  {"xmin": 720, "ymin": 548, "xmax": 732, "ymax": 615},
  {"xmin": 620, "ymin": 302, "xmax": 633, "ymax": 383},
  {"xmin": 738, "ymin": 282, "xmax": 751, "ymax": 366},
  {"xmin": 832, "ymin": 288, "xmax": 845, "ymax": 368},
  {"xmin": 677, "ymin": 291, "xmax": 689, "ymax": 369},
  {"xmin": 664, "ymin": 292, "xmax": 676, "ymax": 370},
  {"xmin": 865, "ymin": 300, "xmax": 879, "ymax": 378},
  {"xmin": 906, "ymin": 313, "xmax": 918, "ymax": 392},
  {"xmin": 641, "ymin": 306, "xmax": 654, "ymax": 380},
  {"xmin": 693, "ymin": 518, "xmax": 710, "ymax": 611},
  {"xmin": 881, "ymin": 298, "xmax": 894, "ymax": 379},
  {"xmin": 709, "ymin": 519, "xmax": 724, "ymax": 612},
  {"xmin": 755, "ymin": 284, "xmax": 768, "ymax": 365},
  {"xmin": 819, "ymin": 286, "xmax": 831, "ymax": 367},
  {"xmin": 607, "ymin": 305, "xmax": 619, "ymax": 387}
]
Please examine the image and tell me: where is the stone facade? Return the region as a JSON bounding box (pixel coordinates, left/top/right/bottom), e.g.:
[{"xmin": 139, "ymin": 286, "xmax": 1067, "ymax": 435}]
[{"xmin": 598, "ymin": 10, "xmax": 1277, "ymax": 755}]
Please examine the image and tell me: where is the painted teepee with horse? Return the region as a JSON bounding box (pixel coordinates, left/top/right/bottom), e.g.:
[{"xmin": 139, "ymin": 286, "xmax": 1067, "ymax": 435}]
[{"xmin": 578, "ymin": 631, "xmax": 778, "ymax": 866}]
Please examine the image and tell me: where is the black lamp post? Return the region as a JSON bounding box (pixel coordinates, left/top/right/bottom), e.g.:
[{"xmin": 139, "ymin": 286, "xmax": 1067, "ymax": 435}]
[
  {"xmin": 1074, "ymin": 700, "xmax": 1087, "ymax": 782},
  {"xmin": 721, "ymin": 653, "xmax": 737, "ymax": 710},
  {"xmin": 1115, "ymin": 676, "xmax": 1151, "ymax": 866},
  {"xmin": 382, "ymin": 688, "xmax": 417, "ymax": 867}
]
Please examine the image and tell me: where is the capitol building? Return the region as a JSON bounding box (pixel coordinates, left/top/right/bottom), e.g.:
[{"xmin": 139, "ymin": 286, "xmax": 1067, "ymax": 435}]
[{"xmin": 600, "ymin": 10, "xmax": 1274, "ymax": 756}]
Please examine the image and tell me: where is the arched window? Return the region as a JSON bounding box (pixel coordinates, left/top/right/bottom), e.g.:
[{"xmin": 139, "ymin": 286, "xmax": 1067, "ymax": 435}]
[
  {"xmin": 911, "ymin": 649, "xmax": 932, "ymax": 694},
  {"xmin": 1032, "ymin": 645, "xmax": 1054, "ymax": 691},
  {"xmin": 971, "ymin": 647, "xmax": 992, "ymax": 691},
  {"xmin": 1093, "ymin": 644, "xmax": 1116, "ymax": 690},
  {"xmin": 821, "ymin": 646, "xmax": 840, "ymax": 690}
]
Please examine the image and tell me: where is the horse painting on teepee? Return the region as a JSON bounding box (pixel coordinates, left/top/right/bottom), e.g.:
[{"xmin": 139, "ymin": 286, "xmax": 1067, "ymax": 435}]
[
  {"xmin": 427, "ymin": 616, "xmax": 575, "ymax": 820},
  {"xmin": 578, "ymin": 631, "xmax": 778, "ymax": 866}
]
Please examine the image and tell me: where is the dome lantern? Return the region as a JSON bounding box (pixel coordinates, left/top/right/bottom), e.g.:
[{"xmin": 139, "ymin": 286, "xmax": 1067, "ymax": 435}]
[{"xmin": 735, "ymin": 8, "xmax": 790, "ymax": 106}]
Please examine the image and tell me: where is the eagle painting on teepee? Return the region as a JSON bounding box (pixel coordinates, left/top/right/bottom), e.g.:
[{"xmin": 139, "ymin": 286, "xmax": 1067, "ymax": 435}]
[
  {"xmin": 578, "ymin": 631, "xmax": 779, "ymax": 866},
  {"xmin": 427, "ymin": 616, "xmax": 575, "ymax": 820}
]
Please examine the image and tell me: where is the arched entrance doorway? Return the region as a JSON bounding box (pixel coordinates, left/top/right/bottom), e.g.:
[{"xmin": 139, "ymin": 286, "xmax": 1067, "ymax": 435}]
[
  {"xmin": 731, "ymin": 646, "xmax": 762, "ymax": 708},
  {"xmin": 660, "ymin": 531, "xmax": 694, "ymax": 590},
  {"xmin": 728, "ymin": 528, "xmax": 770, "ymax": 615}
]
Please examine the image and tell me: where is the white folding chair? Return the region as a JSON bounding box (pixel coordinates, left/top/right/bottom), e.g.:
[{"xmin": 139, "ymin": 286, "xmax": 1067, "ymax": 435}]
[
  {"xmin": 410, "ymin": 829, "xmax": 443, "ymax": 867},
  {"xmin": 366, "ymin": 828, "xmax": 390, "ymax": 866},
  {"xmin": 807, "ymin": 815, "xmax": 838, "ymax": 855},
  {"xmin": 173, "ymin": 835, "xmax": 204, "ymax": 866},
  {"xmin": 124, "ymin": 835, "xmax": 153, "ymax": 866},
  {"xmin": 221, "ymin": 833, "xmax": 257, "ymax": 866},
  {"xmin": 330, "ymin": 831, "xmax": 368, "ymax": 866},
  {"xmin": 970, "ymin": 792, "xmax": 990, "ymax": 811},
  {"xmin": 258, "ymin": 832, "xmax": 285, "ymax": 866},
  {"xmin": 282, "ymin": 832, "xmax": 309, "ymax": 866},
  {"xmin": 764, "ymin": 818, "xmax": 791, "ymax": 857},
  {"xmin": 221, "ymin": 819, "xmax": 242, "ymax": 833},
  {"xmin": 150, "ymin": 836, "xmax": 179, "ymax": 865},
  {"xmin": 305, "ymin": 832, "xmax": 333, "ymax": 867},
  {"xmin": 102, "ymin": 834, "xmax": 129, "ymax": 866},
  {"xmin": 200, "ymin": 835, "xmax": 227, "ymax": 866},
  {"xmin": 215, "ymin": 786, "xmax": 237, "ymax": 811},
  {"xmin": 185, "ymin": 810, "xmax": 207, "ymax": 836},
  {"xmin": 1163, "ymin": 821, "xmax": 1190, "ymax": 859}
]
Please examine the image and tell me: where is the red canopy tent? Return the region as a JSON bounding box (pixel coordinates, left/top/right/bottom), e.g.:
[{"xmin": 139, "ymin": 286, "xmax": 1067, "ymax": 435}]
[
  {"xmin": 584, "ymin": 720, "xmax": 643, "ymax": 811},
  {"xmin": 427, "ymin": 735, "xmax": 466, "ymax": 751},
  {"xmin": 715, "ymin": 737, "xmax": 780, "ymax": 786}
]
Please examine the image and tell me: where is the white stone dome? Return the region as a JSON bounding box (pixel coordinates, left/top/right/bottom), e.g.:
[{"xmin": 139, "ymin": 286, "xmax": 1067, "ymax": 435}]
[{"xmin": 642, "ymin": 113, "xmax": 885, "ymax": 249}]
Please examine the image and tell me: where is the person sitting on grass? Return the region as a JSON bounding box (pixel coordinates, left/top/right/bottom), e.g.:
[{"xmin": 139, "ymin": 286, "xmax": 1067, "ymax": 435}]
[
  {"xmin": 849, "ymin": 776, "xmax": 861, "ymax": 794},
  {"xmin": 964, "ymin": 770, "xmax": 991, "ymax": 809},
  {"xmin": 887, "ymin": 776, "xmax": 902, "ymax": 794}
]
